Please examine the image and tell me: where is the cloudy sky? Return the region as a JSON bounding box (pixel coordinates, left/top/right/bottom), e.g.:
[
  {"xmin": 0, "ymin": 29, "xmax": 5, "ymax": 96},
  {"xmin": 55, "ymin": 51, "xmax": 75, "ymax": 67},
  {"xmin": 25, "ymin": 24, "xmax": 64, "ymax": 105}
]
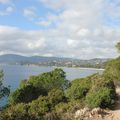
[{"xmin": 0, "ymin": 0, "xmax": 120, "ymax": 59}]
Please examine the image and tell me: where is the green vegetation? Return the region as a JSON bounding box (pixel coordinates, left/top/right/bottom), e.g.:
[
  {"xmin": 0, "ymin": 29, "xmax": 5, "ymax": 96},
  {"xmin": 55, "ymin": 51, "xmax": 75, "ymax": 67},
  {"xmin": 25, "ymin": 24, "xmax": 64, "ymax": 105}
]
[
  {"xmin": 0, "ymin": 69, "xmax": 117, "ymax": 119},
  {"xmin": 66, "ymin": 77, "xmax": 92, "ymax": 100},
  {"xmin": 9, "ymin": 68, "xmax": 68, "ymax": 104},
  {"xmin": 0, "ymin": 71, "xmax": 10, "ymax": 100},
  {"xmin": 104, "ymin": 57, "xmax": 120, "ymax": 85},
  {"xmin": 1, "ymin": 42, "xmax": 120, "ymax": 119},
  {"xmin": 116, "ymin": 41, "xmax": 120, "ymax": 52},
  {"xmin": 66, "ymin": 74, "xmax": 116, "ymax": 108}
]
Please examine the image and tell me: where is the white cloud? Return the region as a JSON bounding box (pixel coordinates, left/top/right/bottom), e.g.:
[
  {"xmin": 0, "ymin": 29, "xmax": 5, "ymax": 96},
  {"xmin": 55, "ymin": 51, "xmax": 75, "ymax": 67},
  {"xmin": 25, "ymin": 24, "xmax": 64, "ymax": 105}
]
[
  {"xmin": 27, "ymin": 38, "xmax": 46, "ymax": 49},
  {"xmin": 36, "ymin": 20, "xmax": 51, "ymax": 27},
  {"xmin": 0, "ymin": 0, "xmax": 120, "ymax": 59},
  {"xmin": 0, "ymin": 25, "xmax": 119, "ymax": 59},
  {"xmin": 0, "ymin": 6, "xmax": 14, "ymax": 16},
  {"xmin": 67, "ymin": 39, "xmax": 79, "ymax": 48},
  {"xmin": 23, "ymin": 7, "xmax": 36, "ymax": 20},
  {"xmin": 0, "ymin": 25, "xmax": 47, "ymax": 55},
  {"xmin": 77, "ymin": 28, "xmax": 90, "ymax": 36},
  {"xmin": 0, "ymin": 0, "xmax": 11, "ymax": 4}
]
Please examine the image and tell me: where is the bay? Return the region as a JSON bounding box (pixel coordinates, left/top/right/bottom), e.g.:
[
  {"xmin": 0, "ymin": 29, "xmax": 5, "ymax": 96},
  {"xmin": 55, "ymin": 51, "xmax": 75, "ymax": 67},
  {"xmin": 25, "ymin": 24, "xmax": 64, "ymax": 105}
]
[{"xmin": 0, "ymin": 65, "xmax": 103, "ymax": 107}]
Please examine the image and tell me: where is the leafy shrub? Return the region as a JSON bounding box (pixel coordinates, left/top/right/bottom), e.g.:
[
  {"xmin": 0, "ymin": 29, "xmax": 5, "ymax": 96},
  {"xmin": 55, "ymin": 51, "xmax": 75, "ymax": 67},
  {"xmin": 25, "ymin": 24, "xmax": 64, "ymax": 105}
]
[
  {"xmin": 48, "ymin": 89, "xmax": 67, "ymax": 108},
  {"xmin": 86, "ymin": 87, "xmax": 115, "ymax": 108},
  {"xmin": 104, "ymin": 57, "xmax": 120, "ymax": 82},
  {"xmin": 0, "ymin": 68, "xmax": 117, "ymax": 119},
  {"xmin": 0, "ymin": 103, "xmax": 33, "ymax": 120},
  {"xmin": 86, "ymin": 75, "xmax": 116, "ymax": 108},
  {"xmin": 28, "ymin": 68, "xmax": 68, "ymax": 92},
  {"xmin": 9, "ymin": 68, "xmax": 68, "ymax": 104},
  {"xmin": 28, "ymin": 96, "xmax": 50, "ymax": 118},
  {"xmin": 0, "ymin": 70, "xmax": 10, "ymax": 100},
  {"xmin": 65, "ymin": 76, "xmax": 92, "ymax": 100},
  {"xmin": 9, "ymin": 84, "xmax": 46, "ymax": 104},
  {"xmin": 66, "ymin": 73, "xmax": 116, "ymax": 109}
]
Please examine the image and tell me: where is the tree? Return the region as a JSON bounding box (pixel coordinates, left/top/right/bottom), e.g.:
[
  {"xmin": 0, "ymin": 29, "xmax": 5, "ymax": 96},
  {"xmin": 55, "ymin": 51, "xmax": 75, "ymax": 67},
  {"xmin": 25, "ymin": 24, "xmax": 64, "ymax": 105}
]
[
  {"xmin": 116, "ymin": 42, "xmax": 120, "ymax": 52},
  {"xmin": 86, "ymin": 87, "xmax": 114, "ymax": 108},
  {"xmin": 0, "ymin": 70, "xmax": 10, "ymax": 99},
  {"xmin": 48, "ymin": 89, "xmax": 67, "ymax": 108},
  {"xmin": 9, "ymin": 69, "xmax": 69, "ymax": 104},
  {"xmin": 86, "ymin": 74, "xmax": 116, "ymax": 108},
  {"xmin": 28, "ymin": 68, "xmax": 68, "ymax": 92},
  {"xmin": 9, "ymin": 84, "xmax": 47, "ymax": 104},
  {"xmin": 65, "ymin": 76, "xmax": 92, "ymax": 100},
  {"xmin": 104, "ymin": 42, "xmax": 120, "ymax": 84}
]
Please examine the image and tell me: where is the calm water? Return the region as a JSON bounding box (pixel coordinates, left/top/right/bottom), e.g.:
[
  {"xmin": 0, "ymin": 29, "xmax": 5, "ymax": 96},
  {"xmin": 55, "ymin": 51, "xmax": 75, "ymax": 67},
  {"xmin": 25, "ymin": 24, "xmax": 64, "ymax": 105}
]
[
  {"xmin": 0, "ymin": 65, "xmax": 103, "ymax": 107},
  {"xmin": 1, "ymin": 65, "xmax": 103, "ymax": 91}
]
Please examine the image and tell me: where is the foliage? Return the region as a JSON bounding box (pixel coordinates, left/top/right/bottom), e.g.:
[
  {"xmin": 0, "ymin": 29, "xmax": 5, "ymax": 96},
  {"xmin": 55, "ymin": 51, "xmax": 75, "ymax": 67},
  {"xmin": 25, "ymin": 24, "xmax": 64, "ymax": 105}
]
[
  {"xmin": 85, "ymin": 74, "xmax": 116, "ymax": 108},
  {"xmin": 0, "ymin": 70, "xmax": 10, "ymax": 99},
  {"xmin": 86, "ymin": 87, "xmax": 115, "ymax": 108},
  {"xmin": 0, "ymin": 103, "xmax": 33, "ymax": 120},
  {"xmin": 9, "ymin": 84, "xmax": 46, "ymax": 104},
  {"xmin": 9, "ymin": 68, "xmax": 68, "ymax": 104},
  {"xmin": 104, "ymin": 57, "xmax": 120, "ymax": 82},
  {"xmin": 66, "ymin": 73, "xmax": 116, "ymax": 108},
  {"xmin": 28, "ymin": 68, "xmax": 68, "ymax": 91},
  {"xmin": 65, "ymin": 75, "xmax": 93, "ymax": 100},
  {"xmin": 28, "ymin": 96, "xmax": 50, "ymax": 118},
  {"xmin": 48, "ymin": 89, "xmax": 67, "ymax": 108},
  {"xmin": 116, "ymin": 42, "xmax": 120, "ymax": 52},
  {"xmin": 0, "ymin": 66, "xmax": 118, "ymax": 119}
]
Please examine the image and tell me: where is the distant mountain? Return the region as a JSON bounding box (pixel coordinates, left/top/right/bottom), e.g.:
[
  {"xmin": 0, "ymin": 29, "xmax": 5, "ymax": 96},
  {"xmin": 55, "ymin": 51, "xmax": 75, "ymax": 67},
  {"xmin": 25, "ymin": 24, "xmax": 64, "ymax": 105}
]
[
  {"xmin": 0, "ymin": 54, "xmax": 73, "ymax": 63},
  {"xmin": 0, "ymin": 54, "xmax": 110, "ymax": 68}
]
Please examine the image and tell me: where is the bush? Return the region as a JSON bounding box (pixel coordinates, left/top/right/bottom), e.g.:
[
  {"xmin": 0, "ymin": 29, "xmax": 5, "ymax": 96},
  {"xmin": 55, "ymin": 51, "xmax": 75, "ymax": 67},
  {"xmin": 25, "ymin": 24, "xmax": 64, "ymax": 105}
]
[
  {"xmin": 28, "ymin": 96, "xmax": 50, "ymax": 118},
  {"xmin": 86, "ymin": 75, "xmax": 116, "ymax": 108},
  {"xmin": 48, "ymin": 89, "xmax": 67, "ymax": 108},
  {"xmin": 9, "ymin": 84, "xmax": 46, "ymax": 104},
  {"xmin": 28, "ymin": 68, "xmax": 68, "ymax": 92},
  {"xmin": 0, "ymin": 103, "xmax": 33, "ymax": 120},
  {"xmin": 66, "ymin": 74, "xmax": 116, "ymax": 109},
  {"xmin": 65, "ymin": 76, "xmax": 92, "ymax": 100},
  {"xmin": 104, "ymin": 57, "xmax": 120, "ymax": 82},
  {"xmin": 0, "ymin": 68, "xmax": 117, "ymax": 119},
  {"xmin": 9, "ymin": 68, "xmax": 68, "ymax": 104},
  {"xmin": 86, "ymin": 87, "xmax": 115, "ymax": 108}
]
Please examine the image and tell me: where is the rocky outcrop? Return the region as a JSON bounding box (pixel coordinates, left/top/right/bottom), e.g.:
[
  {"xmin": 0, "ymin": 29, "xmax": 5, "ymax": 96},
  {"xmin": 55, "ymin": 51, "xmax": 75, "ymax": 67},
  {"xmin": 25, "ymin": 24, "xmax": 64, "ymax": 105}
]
[{"xmin": 74, "ymin": 107, "xmax": 110, "ymax": 120}]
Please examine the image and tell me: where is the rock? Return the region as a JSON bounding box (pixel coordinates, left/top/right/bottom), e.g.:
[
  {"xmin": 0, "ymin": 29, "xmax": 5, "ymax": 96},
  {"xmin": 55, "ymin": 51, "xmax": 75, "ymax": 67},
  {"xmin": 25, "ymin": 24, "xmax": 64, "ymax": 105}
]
[
  {"xmin": 91, "ymin": 108, "xmax": 102, "ymax": 115},
  {"xmin": 74, "ymin": 107, "xmax": 90, "ymax": 118}
]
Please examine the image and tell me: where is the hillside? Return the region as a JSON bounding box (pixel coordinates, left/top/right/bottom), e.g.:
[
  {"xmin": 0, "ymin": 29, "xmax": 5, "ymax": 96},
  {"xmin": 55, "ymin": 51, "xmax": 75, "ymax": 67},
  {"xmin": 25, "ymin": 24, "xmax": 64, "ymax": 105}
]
[{"xmin": 0, "ymin": 54, "xmax": 109, "ymax": 68}]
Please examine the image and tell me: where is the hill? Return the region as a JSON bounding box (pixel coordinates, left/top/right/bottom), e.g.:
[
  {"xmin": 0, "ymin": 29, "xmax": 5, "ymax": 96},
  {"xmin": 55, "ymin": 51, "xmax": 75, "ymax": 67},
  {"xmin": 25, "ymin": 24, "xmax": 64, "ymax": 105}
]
[{"xmin": 0, "ymin": 54, "xmax": 110, "ymax": 68}]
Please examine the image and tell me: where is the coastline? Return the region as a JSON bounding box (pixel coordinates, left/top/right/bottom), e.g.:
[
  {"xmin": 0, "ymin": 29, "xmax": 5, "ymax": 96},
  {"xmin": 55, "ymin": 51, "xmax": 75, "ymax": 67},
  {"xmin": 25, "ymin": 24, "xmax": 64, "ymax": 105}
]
[{"xmin": 0, "ymin": 63, "xmax": 105, "ymax": 71}]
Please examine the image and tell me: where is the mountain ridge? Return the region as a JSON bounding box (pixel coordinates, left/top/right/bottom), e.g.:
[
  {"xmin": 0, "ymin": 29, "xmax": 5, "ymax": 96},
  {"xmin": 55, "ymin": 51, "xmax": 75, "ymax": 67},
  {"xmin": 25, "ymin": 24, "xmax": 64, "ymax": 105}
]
[{"xmin": 0, "ymin": 54, "xmax": 110, "ymax": 68}]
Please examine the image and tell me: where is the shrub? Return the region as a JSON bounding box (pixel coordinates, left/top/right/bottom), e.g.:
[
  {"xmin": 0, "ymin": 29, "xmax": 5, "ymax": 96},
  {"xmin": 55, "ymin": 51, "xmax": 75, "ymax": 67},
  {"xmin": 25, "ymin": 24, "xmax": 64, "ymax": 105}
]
[
  {"xmin": 28, "ymin": 68, "xmax": 68, "ymax": 92},
  {"xmin": 9, "ymin": 69, "xmax": 69, "ymax": 105},
  {"xmin": 9, "ymin": 84, "xmax": 46, "ymax": 104},
  {"xmin": 86, "ymin": 87, "xmax": 115, "ymax": 108},
  {"xmin": 65, "ymin": 77, "xmax": 92, "ymax": 100},
  {"xmin": 104, "ymin": 57, "xmax": 120, "ymax": 82},
  {"xmin": 28, "ymin": 96, "xmax": 50, "ymax": 118},
  {"xmin": 48, "ymin": 89, "xmax": 67, "ymax": 108},
  {"xmin": 86, "ymin": 75, "xmax": 116, "ymax": 108},
  {"xmin": 0, "ymin": 103, "xmax": 33, "ymax": 120}
]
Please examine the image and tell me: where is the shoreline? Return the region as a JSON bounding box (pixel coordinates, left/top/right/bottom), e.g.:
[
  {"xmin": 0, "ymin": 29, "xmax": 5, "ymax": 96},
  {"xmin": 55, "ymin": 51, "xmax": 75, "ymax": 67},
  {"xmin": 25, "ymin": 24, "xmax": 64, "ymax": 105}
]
[{"xmin": 0, "ymin": 64, "xmax": 104, "ymax": 71}]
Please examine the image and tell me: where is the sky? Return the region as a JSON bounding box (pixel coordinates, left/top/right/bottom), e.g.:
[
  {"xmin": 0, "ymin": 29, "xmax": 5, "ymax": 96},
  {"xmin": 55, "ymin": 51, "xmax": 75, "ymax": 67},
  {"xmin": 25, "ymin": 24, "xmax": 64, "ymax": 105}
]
[{"xmin": 0, "ymin": 0, "xmax": 120, "ymax": 59}]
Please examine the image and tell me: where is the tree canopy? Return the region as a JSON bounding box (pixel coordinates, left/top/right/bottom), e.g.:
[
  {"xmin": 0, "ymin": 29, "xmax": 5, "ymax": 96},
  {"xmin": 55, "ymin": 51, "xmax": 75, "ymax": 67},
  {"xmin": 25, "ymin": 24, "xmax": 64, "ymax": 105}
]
[
  {"xmin": 0, "ymin": 70, "xmax": 10, "ymax": 100},
  {"xmin": 116, "ymin": 42, "xmax": 120, "ymax": 52},
  {"xmin": 9, "ymin": 68, "xmax": 69, "ymax": 104}
]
